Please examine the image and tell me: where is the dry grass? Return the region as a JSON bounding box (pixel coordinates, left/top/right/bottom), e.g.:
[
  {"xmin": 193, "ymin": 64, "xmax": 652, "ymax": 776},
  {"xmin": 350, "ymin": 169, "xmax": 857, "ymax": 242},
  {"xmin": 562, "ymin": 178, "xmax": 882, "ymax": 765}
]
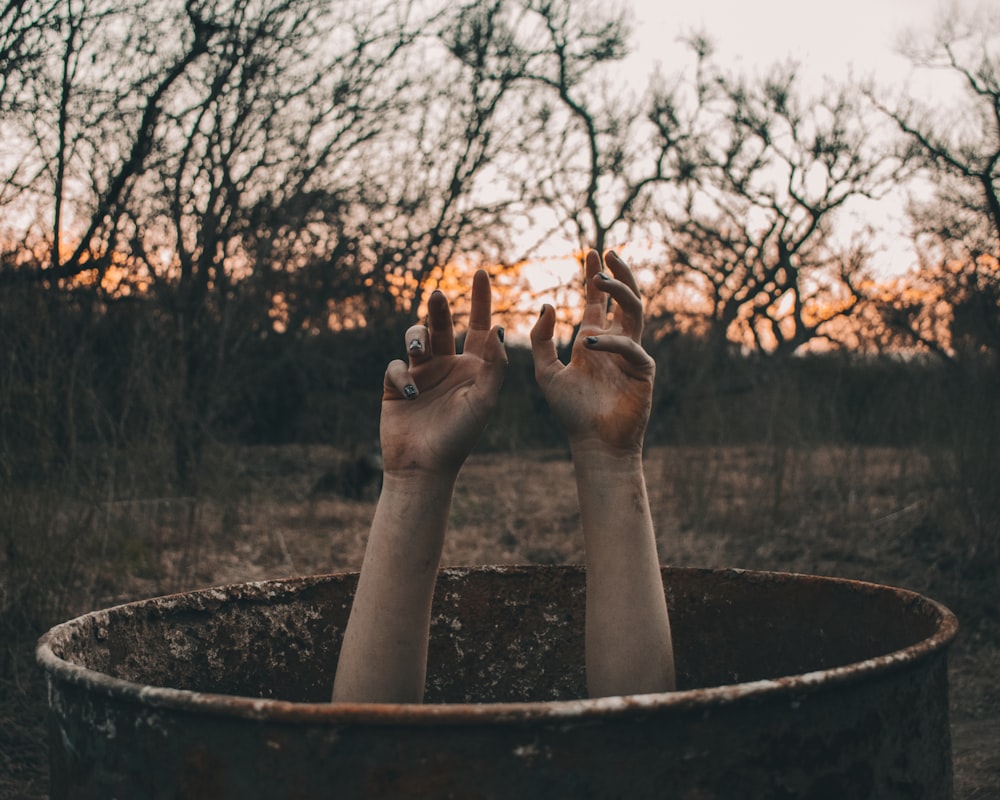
[{"xmin": 4, "ymin": 444, "xmax": 998, "ymax": 797}]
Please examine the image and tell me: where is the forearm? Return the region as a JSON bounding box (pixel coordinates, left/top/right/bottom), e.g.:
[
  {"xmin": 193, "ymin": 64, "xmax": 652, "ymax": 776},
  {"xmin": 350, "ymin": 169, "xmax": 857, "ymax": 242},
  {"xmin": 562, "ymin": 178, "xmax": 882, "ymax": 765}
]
[
  {"xmin": 571, "ymin": 442, "xmax": 675, "ymax": 697},
  {"xmin": 332, "ymin": 470, "xmax": 456, "ymax": 703}
]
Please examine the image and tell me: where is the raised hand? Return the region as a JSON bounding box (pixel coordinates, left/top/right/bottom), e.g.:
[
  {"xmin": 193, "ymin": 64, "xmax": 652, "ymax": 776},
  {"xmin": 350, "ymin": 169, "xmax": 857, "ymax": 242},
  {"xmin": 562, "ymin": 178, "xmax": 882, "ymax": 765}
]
[
  {"xmin": 530, "ymin": 248, "xmax": 674, "ymax": 698},
  {"xmin": 332, "ymin": 269, "xmax": 505, "ymax": 703},
  {"xmin": 530, "ymin": 250, "xmax": 654, "ymax": 455},
  {"xmin": 381, "ymin": 270, "xmax": 507, "ymax": 476}
]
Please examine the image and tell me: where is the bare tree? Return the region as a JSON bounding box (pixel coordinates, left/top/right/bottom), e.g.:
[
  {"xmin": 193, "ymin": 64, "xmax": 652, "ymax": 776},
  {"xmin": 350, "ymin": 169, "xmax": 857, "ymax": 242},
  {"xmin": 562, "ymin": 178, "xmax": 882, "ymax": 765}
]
[
  {"xmin": 279, "ymin": 0, "xmax": 661, "ymax": 326},
  {"xmin": 326, "ymin": 0, "xmax": 537, "ymax": 324},
  {"xmin": 0, "ymin": 0, "xmax": 62, "ymax": 114},
  {"xmin": 870, "ymin": 7, "xmax": 1000, "ymax": 359},
  {"xmin": 864, "ymin": 9, "xmax": 1000, "ymax": 554},
  {"xmin": 1, "ymin": 0, "xmax": 223, "ymax": 284},
  {"xmin": 650, "ymin": 44, "xmax": 904, "ymax": 358},
  {"xmin": 509, "ymin": 0, "xmax": 680, "ymax": 257},
  {"xmin": 119, "ymin": 0, "xmax": 415, "ymax": 483}
]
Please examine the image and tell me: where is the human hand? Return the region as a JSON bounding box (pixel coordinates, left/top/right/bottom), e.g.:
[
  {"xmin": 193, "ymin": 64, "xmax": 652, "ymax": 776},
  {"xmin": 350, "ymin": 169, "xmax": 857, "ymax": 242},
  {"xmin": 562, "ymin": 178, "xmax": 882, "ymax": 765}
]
[
  {"xmin": 530, "ymin": 250, "xmax": 654, "ymax": 455},
  {"xmin": 380, "ymin": 270, "xmax": 507, "ymax": 477}
]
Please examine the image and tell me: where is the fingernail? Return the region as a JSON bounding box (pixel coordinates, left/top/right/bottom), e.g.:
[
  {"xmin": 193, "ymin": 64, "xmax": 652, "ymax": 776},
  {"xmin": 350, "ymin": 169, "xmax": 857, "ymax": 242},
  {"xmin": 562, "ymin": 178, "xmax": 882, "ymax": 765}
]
[
  {"xmin": 539, "ymin": 306, "xmax": 546, "ymax": 318},
  {"xmin": 403, "ymin": 385, "xmax": 418, "ymax": 400},
  {"xmin": 597, "ymin": 272, "xmax": 610, "ymax": 281},
  {"xmin": 585, "ymin": 336, "xmax": 599, "ymax": 346},
  {"xmin": 408, "ymin": 338, "xmax": 423, "ymax": 352},
  {"xmin": 497, "ymin": 327, "xmax": 505, "ymax": 343}
]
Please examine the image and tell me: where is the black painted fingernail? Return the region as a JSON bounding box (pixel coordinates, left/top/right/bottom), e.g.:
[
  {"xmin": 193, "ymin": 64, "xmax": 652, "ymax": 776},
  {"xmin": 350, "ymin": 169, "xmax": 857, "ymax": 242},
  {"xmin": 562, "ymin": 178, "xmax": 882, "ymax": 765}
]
[
  {"xmin": 539, "ymin": 307, "xmax": 546, "ymax": 318},
  {"xmin": 597, "ymin": 272, "xmax": 610, "ymax": 281},
  {"xmin": 585, "ymin": 336, "xmax": 599, "ymax": 346},
  {"xmin": 408, "ymin": 338, "xmax": 423, "ymax": 352},
  {"xmin": 497, "ymin": 327, "xmax": 505, "ymax": 343},
  {"xmin": 403, "ymin": 384, "xmax": 418, "ymax": 400}
]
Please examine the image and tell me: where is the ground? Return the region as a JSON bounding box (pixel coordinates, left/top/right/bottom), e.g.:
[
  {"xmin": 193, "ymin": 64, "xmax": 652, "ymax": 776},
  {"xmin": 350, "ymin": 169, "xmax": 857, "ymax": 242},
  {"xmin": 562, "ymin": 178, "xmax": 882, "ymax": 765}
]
[{"xmin": 5, "ymin": 445, "xmax": 999, "ymax": 797}]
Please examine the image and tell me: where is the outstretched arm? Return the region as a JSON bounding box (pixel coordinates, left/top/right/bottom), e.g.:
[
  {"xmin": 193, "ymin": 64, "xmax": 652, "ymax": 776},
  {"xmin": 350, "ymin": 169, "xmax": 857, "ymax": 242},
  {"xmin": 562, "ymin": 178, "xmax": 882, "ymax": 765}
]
[
  {"xmin": 531, "ymin": 250, "xmax": 675, "ymax": 697},
  {"xmin": 332, "ymin": 271, "xmax": 507, "ymax": 703}
]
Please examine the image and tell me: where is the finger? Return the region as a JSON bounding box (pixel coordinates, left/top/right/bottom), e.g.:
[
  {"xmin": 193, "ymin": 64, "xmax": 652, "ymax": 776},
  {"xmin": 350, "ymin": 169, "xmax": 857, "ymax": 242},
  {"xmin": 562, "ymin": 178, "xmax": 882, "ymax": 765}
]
[
  {"xmin": 405, "ymin": 325, "xmax": 431, "ymax": 366},
  {"xmin": 427, "ymin": 289, "xmax": 456, "ymax": 356},
  {"xmin": 384, "ymin": 359, "xmax": 419, "ymax": 400},
  {"xmin": 605, "ymin": 250, "xmax": 641, "ymax": 296},
  {"xmin": 464, "ymin": 269, "xmax": 492, "ymax": 355},
  {"xmin": 530, "ymin": 304, "xmax": 563, "ymax": 385},
  {"xmin": 594, "ymin": 271, "xmax": 644, "ymax": 340},
  {"xmin": 580, "ymin": 250, "xmax": 607, "ymax": 330},
  {"xmin": 604, "ymin": 250, "xmax": 644, "ymax": 339},
  {"xmin": 584, "ymin": 334, "xmax": 655, "ymax": 371}
]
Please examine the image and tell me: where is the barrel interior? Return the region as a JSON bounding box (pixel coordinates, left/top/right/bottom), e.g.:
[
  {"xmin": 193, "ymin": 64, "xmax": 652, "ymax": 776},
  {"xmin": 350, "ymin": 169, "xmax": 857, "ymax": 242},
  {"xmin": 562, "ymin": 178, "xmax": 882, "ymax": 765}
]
[{"xmin": 46, "ymin": 566, "xmax": 947, "ymax": 704}]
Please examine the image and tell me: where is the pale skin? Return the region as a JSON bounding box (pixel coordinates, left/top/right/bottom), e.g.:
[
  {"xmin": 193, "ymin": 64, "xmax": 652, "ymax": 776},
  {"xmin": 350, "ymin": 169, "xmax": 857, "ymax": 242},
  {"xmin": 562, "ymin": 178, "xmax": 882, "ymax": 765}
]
[
  {"xmin": 530, "ymin": 250, "xmax": 675, "ymax": 697},
  {"xmin": 332, "ymin": 271, "xmax": 507, "ymax": 702},
  {"xmin": 332, "ymin": 251, "xmax": 675, "ymax": 703}
]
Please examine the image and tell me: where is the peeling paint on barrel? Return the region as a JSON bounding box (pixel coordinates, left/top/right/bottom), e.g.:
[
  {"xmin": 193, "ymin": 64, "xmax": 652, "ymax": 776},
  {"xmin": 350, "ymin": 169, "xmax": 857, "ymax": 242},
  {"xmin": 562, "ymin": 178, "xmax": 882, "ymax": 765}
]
[{"xmin": 37, "ymin": 566, "xmax": 958, "ymax": 798}]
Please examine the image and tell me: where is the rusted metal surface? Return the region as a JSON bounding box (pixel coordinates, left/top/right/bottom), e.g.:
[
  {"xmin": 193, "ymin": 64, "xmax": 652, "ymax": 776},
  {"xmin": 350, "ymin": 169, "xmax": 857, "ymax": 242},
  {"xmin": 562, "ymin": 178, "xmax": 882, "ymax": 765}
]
[{"xmin": 37, "ymin": 566, "xmax": 958, "ymax": 799}]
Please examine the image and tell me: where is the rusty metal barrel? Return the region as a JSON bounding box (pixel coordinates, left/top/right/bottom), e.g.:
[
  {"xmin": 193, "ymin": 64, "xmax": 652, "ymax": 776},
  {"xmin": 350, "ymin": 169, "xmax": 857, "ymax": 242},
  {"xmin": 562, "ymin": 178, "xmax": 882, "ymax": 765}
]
[{"xmin": 37, "ymin": 566, "xmax": 957, "ymax": 798}]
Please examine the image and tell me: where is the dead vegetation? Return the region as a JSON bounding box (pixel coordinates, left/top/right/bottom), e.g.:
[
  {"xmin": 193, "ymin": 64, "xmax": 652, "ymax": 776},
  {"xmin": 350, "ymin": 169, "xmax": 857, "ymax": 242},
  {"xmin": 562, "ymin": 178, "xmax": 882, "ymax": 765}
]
[{"xmin": 3, "ymin": 443, "xmax": 998, "ymax": 797}]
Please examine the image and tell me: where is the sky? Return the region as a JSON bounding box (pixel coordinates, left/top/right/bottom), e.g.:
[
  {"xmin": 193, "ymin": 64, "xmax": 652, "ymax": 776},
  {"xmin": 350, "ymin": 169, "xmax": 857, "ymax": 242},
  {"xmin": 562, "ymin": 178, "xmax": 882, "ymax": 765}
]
[{"xmin": 627, "ymin": 0, "xmax": 965, "ymax": 86}]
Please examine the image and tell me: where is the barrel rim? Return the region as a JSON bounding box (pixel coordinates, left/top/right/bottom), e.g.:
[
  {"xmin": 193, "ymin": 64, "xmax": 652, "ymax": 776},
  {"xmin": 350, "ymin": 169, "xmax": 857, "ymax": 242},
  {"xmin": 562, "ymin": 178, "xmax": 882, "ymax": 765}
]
[{"xmin": 36, "ymin": 565, "xmax": 959, "ymax": 725}]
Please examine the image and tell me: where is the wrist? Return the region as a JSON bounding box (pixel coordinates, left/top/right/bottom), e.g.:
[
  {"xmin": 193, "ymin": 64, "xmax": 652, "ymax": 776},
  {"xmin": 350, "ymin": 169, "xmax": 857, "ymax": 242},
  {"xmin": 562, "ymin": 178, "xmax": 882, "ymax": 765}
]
[
  {"xmin": 380, "ymin": 468, "xmax": 460, "ymax": 497},
  {"xmin": 570, "ymin": 439, "xmax": 654, "ymax": 557},
  {"xmin": 365, "ymin": 469, "xmax": 458, "ymax": 566},
  {"xmin": 568, "ymin": 438, "xmax": 645, "ymax": 476}
]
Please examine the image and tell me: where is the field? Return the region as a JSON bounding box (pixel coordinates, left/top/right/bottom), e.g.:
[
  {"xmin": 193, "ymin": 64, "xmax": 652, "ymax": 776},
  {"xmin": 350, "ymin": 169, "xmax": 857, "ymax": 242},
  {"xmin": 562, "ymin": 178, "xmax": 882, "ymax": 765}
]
[{"xmin": 3, "ymin": 444, "xmax": 999, "ymax": 797}]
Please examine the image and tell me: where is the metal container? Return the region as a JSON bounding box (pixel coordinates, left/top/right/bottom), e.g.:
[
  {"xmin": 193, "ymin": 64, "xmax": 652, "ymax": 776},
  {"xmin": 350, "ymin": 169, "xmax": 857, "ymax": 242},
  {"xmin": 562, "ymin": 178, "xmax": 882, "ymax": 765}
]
[{"xmin": 37, "ymin": 566, "xmax": 957, "ymax": 798}]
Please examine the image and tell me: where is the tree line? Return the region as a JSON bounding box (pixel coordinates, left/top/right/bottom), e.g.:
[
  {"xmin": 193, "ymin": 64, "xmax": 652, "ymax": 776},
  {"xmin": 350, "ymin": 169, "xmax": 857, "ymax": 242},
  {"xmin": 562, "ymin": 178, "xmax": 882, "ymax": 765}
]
[{"xmin": 1, "ymin": 0, "xmax": 998, "ymax": 490}]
